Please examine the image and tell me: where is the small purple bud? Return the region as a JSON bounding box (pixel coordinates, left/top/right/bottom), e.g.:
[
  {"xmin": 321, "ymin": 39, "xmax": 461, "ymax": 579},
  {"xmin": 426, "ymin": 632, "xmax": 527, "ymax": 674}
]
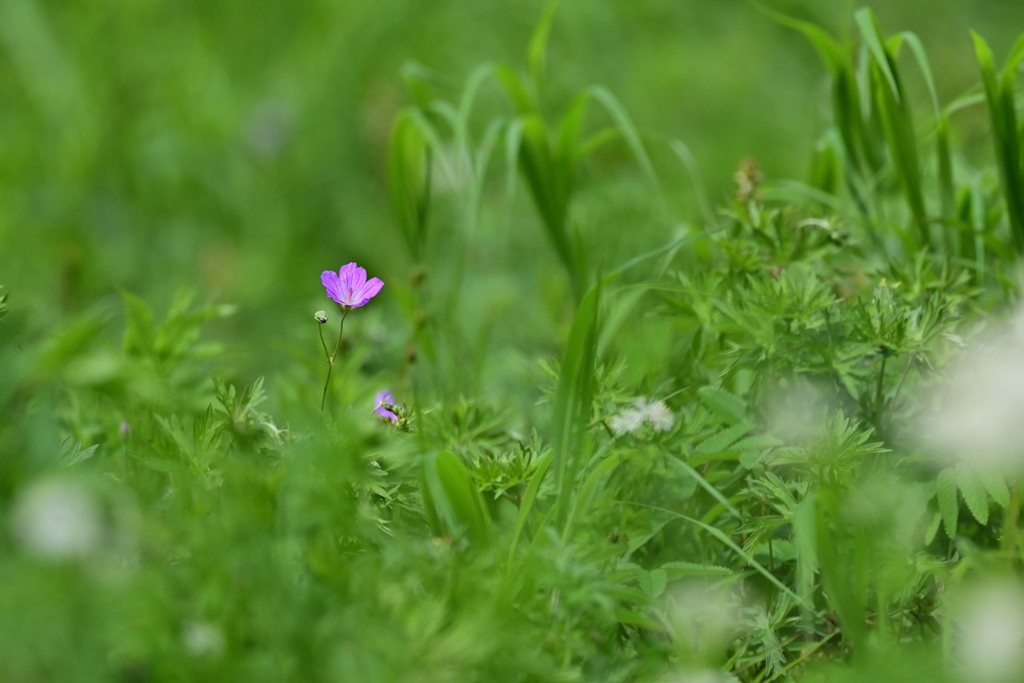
[{"xmin": 120, "ymin": 421, "xmax": 129, "ymax": 434}]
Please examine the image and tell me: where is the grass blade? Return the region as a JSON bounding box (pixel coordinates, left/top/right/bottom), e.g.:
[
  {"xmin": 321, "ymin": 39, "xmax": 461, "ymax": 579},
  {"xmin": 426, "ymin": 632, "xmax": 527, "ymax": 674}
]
[{"xmin": 551, "ymin": 280, "xmax": 603, "ymax": 530}]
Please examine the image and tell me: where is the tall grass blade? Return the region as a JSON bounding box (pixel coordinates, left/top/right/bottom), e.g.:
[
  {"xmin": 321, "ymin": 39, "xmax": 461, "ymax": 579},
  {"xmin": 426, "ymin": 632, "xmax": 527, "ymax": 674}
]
[
  {"xmin": 427, "ymin": 450, "xmax": 492, "ymax": 543},
  {"xmin": 587, "ymin": 86, "xmax": 658, "ymax": 188},
  {"xmin": 389, "ymin": 110, "xmax": 433, "ymax": 261},
  {"xmin": 551, "ymin": 280, "xmax": 603, "ymax": 530},
  {"xmin": 670, "ymin": 139, "xmax": 717, "ymax": 229},
  {"xmin": 562, "ymin": 446, "xmax": 622, "ymax": 544},
  {"xmin": 755, "ymin": 2, "xmax": 875, "ymax": 214},
  {"xmin": 508, "ymin": 450, "xmax": 553, "ymax": 563},
  {"xmin": 858, "ymin": 11, "xmax": 928, "ymax": 240},
  {"xmin": 972, "ymin": 30, "xmax": 1024, "ymax": 252},
  {"xmin": 527, "ymin": 0, "xmax": 559, "ymax": 91}
]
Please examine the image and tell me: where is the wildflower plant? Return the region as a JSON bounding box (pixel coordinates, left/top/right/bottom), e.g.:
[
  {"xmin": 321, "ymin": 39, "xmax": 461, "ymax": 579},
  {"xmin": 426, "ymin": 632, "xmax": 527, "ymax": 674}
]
[{"xmin": 317, "ymin": 262, "xmax": 384, "ymax": 414}]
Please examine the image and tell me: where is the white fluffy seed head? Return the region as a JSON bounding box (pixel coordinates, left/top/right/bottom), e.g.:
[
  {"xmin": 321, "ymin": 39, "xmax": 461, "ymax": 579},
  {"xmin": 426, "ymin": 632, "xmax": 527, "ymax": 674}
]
[
  {"xmin": 611, "ymin": 398, "xmax": 676, "ymax": 435},
  {"xmin": 610, "ymin": 408, "xmax": 645, "ymax": 435},
  {"xmin": 639, "ymin": 398, "xmax": 676, "ymax": 433}
]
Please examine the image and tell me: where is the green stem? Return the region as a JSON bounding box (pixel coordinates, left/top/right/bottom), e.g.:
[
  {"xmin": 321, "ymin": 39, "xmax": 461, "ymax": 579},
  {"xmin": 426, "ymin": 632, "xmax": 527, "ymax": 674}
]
[
  {"xmin": 874, "ymin": 352, "xmax": 888, "ymax": 431},
  {"xmin": 1007, "ymin": 482, "xmax": 1021, "ymax": 570},
  {"xmin": 320, "ymin": 364, "xmax": 333, "ymax": 414},
  {"xmin": 318, "ymin": 322, "xmax": 330, "ymax": 360},
  {"xmin": 320, "ymin": 309, "xmax": 349, "ymax": 415}
]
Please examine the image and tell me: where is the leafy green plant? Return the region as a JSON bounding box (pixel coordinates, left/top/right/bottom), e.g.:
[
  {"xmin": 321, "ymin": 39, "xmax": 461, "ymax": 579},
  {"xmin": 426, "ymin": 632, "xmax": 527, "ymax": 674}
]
[{"xmin": 972, "ymin": 31, "xmax": 1024, "ymax": 252}]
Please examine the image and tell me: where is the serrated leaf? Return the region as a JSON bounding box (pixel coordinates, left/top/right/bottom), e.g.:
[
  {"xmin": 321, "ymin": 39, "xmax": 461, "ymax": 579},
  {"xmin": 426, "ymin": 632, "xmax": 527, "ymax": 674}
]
[
  {"xmin": 659, "ymin": 561, "xmax": 731, "ymax": 577},
  {"xmin": 936, "ymin": 468, "xmax": 959, "ymax": 539},
  {"xmin": 956, "ymin": 462, "xmax": 989, "ymax": 525},
  {"xmin": 977, "ymin": 468, "xmax": 1011, "ymax": 507},
  {"xmin": 696, "ymin": 422, "xmax": 754, "ymax": 455},
  {"xmin": 731, "ymin": 435, "xmax": 784, "ymax": 450},
  {"xmin": 739, "ymin": 449, "xmax": 769, "ymax": 470},
  {"xmin": 697, "ymin": 386, "xmax": 747, "ymax": 425}
]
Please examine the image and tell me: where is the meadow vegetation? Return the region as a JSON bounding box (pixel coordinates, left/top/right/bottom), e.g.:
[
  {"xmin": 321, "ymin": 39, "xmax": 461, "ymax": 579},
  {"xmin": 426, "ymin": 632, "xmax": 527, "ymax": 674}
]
[{"xmin": 4, "ymin": 2, "xmax": 1024, "ymax": 681}]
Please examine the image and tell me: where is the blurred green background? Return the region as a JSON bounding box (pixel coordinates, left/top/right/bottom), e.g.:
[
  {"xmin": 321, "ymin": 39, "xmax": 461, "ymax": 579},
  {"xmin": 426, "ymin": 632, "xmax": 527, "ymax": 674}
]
[{"xmin": 3, "ymin": 0, "xmax": 1023, "ymax": 393}]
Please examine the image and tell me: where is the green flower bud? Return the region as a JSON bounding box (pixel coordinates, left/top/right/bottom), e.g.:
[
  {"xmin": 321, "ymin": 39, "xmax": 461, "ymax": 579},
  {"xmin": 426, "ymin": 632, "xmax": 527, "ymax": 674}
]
[{"xmin": 314, "ymin": 310, "xmax": 328, "ymax": 324}]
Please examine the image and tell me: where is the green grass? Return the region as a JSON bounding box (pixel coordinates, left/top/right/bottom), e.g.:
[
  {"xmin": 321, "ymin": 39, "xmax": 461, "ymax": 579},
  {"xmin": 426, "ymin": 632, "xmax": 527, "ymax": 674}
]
[{"xmin": 5, "ymin": 2, "xmax": 1024, "ymax": 681}]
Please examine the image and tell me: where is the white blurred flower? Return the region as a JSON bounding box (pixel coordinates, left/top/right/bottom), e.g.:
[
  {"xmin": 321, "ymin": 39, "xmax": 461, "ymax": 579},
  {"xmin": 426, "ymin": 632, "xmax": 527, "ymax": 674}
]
[
  {"xmin": 12, "ymin": 479, "xmax": 102, "ymax": 560},
  {"xmin": 921, "ymin": 310, "xmax": 1024, "ymax": 473},
  {"xmin": 610, "ymin": 407, "xmax": 645, "ymax": 435},
  {"xmin": 183, "ymin": 621, "xmax": 225, "ymax": 658},
  {"xmin": 956, "ymin": 582, "xmax": 1024, "ymax": 682},
  {"xmin": 611, "ymin": 398, "xmax": 676, "ymax": 435},
  {"xmin": 639, "ymin": 398, "xmax": 676, "ymax": 432}
]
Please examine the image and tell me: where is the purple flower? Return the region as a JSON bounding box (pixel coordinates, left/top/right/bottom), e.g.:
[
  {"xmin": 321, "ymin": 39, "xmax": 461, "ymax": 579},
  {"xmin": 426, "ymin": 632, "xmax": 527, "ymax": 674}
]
[
  {"xmin": 322, "ymin": 263, "xmax": 383, "ymax": 309},
  {"xmin": 372, "ymin": 390, "xmax": 399, "ymax": 422},
  {"xmin": 120, "ymin": 421, "xmax": 130, "ymax": 434}
]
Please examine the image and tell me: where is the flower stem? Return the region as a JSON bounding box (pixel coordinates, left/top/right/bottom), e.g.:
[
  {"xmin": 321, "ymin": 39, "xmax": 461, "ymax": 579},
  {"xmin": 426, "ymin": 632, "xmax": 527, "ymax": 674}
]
[
  {"xmin": 320, "ymin": 364, "xmax": 333, "ymax": 415},
  {"xmin": 320, "ymin": 308, "xmax": 350, "ymax": 415},
  {"xmin": 318, "ymin": 322, "xmax": 330, "ymax": 360}
]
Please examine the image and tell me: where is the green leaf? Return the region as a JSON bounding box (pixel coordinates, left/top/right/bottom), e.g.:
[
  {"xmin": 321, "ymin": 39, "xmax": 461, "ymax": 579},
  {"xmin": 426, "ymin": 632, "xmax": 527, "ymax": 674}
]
[
  {"xmin": 587, "ymin": 85, "xmax": 658, "ymax": 188},
  {"xmin": 670, "ymin": 459, "xmax": 741, "ymax": 519},
  {"xmin": 527, "ymin": 0, "xmax": 559, "ymax": 89},
  {"xmin": 936, "ymin": 467, "xmax": 959, "ymax": 539},
  {"xmin": 562, "ymin": 448, "xmax": 623, "ymax": 544},
  {"xmin": 739, "ymin": 449, "xmax": 769, "ymax": 470},
  {"xmin": 389, "ymin": 109, "xmax": 433, "ymax": 260},
  {"xmin": 972, "ymin": 30, "xmax": 1024, "ymax": 252},
  {"xmin": 956, "ymin": 462, "xmax": 989, "ymax": 525},
  {"xmin": 122, "ymin": 291, "xmax": 156, "ymax": 357},
  {"xmin": 636, "ymin": 568, "xmax": 668, "ymax": 598},
  {"xmin": 977, "ymin": 468, "xmax": 1011, "ymax": 508},
  {"xmin": 697, "ymin": 386, "xmax": 748, "ymax": 425},
  {"xmin": 670, "ymin": 139, "xmax": 717, "ymax": 228},
  {"xmin": 676, "ymin": 510, "xmax": 812, "ymax": 610},
  {"xmin": 815, "ymin": 498, "xmax": 865, "ymax": 648},
  {"xmin": 793, "ymin": 493, "xmax": 818, "ymax": 628},
  {"xmin": 659, "ymin": 561, "xmax": 731, "ymax": 577},
  {"xmin": 58, "ymin": 437, "xmax": 98, "ymax": 468},
  {"xmin": 731, "ymin": 435, "xmax": 784, "ymax": 451},
  {"xmin": 855, "ymin": 9, "xmax": 899, "ymax": 101},
  {"xmin": 695, "ymin": 422, "xmax": 754, "ymax": 455},
  {"xmin": 551, "ymin": 280, "xmax": 603, "ymax": 529},
  {"xmin": 614, "ymin": 608, "xmax": 665, "ymax": 631},
  {"xmin": 508, "ymin": 450, "xmax": 553, "ymax": 562},
  {"xmin": 430, "ymin": 450, "xmax": 492, "ymax": 543}
]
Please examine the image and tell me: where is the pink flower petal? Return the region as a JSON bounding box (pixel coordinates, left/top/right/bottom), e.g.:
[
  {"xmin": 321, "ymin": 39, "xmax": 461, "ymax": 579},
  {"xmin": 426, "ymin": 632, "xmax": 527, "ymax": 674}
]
[
  {"xmin": 321, "ymin": 270, "xmax": 344, "ymax": 305},
  {"xmin": 352, "ymin": 277, "xmax": 384, "ymax": 307},
  {"xmin": 351, "ymin": 266, "xmax": 367, "ymax": 290},
  {"xmin": 337, "ymin": 263, "xmax": 358, "ymax": 289}
]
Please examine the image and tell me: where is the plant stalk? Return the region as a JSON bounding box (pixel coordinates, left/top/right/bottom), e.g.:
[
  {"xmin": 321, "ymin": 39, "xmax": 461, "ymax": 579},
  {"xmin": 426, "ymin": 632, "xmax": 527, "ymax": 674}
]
[
  {"xmin": 321, "ymin": 308, "xmax": 349, "ymax": 415},
  {"xmin": 1007, "ymin": 481, "xmax": 1021, "ymax": 570}
]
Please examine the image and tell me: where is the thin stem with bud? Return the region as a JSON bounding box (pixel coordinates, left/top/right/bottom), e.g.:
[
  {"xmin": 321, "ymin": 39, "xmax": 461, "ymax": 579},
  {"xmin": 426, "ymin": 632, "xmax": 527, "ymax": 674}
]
[{"xmin": 320, "ymin": 308, "xmax": 350, "ymax": 415}]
